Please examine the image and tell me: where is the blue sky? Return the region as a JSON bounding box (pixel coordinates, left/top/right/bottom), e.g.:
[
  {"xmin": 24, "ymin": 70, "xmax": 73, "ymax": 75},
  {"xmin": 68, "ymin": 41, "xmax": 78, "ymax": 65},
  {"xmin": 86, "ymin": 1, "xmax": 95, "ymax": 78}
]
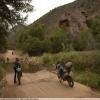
[{"xmin": 26, "ymin": 0, "xmax": 75, "ymax": 24}]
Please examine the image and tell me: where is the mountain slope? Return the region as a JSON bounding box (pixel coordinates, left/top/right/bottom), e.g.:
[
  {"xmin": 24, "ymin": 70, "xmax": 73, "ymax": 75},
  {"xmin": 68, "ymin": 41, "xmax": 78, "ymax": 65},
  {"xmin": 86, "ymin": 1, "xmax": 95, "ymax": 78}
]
[
  {"xmin": 30, "ymin": 0, "xmax": 100, "ymax": 34},
  {"xmin": 8, "ymin": 0, "xmax": 100, "ymax": 51}
]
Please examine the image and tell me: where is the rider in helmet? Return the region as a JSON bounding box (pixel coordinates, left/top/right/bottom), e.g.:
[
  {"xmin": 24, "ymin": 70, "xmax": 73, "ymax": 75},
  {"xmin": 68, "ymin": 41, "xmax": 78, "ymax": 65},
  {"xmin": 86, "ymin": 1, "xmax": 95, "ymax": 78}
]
[
  {"xmin": 56, "ymin": 61, "xmax": 65, "ymax": 78},
  {"xmin": 65, "ymin": 61, "xmax": 73, "ymax": 76},
  {"xmin": 13, "ymin": 58, "xmax": 22, "ymax": 85}
]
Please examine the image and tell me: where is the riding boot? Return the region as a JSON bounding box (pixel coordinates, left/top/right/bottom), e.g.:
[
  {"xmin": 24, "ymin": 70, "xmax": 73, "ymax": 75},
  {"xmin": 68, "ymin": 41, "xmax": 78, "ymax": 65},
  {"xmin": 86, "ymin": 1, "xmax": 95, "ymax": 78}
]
[
  {"xmin": 14, "ymin": 70, "xmax": 17, "ymax": 84},
  {"xmin": 17, "ymin": 72, "xmax": 21, "ymax": 85}
]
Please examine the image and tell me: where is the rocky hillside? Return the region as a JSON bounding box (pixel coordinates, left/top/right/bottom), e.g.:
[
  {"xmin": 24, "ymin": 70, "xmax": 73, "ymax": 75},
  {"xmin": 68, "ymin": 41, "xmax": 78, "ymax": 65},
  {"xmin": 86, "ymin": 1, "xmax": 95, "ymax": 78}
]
[
  {"xmin": 8, "ymin": 0, "xmax": 100, "ymax": 51},
  {"xmin": 31, "ymin": 0, "xmax": 100, "ymax": 35}
]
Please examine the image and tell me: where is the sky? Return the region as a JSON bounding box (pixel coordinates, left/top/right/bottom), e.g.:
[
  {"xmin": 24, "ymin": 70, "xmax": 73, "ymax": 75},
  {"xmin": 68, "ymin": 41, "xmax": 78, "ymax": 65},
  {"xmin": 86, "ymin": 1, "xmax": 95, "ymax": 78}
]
[{"xmin": 26, "ymin": 0, "xmax": 75, "ymax": 25}]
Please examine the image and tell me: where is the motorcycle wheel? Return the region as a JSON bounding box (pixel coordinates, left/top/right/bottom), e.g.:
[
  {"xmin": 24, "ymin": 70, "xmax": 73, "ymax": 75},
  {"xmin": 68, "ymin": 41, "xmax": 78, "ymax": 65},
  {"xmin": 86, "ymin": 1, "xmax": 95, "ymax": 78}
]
[{"xmin": 66, "ymin": 76, "xmax": 74, "ymax": 87}]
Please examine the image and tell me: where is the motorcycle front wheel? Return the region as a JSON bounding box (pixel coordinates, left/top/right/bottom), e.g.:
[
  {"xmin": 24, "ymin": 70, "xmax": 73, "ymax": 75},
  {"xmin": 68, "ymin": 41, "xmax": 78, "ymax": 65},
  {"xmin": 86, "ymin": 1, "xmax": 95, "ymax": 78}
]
[{"xmin": 66, "ymin": 76, "xmax": 74, "ymax": 87}]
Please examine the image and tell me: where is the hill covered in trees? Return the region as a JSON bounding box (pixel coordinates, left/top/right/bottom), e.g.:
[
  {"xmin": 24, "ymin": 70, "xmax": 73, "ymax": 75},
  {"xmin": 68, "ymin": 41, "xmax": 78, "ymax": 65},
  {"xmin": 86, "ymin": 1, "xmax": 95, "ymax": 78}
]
[{"xmin": 12, "ymin": 0, "xmax": 100, "ymax": 56}]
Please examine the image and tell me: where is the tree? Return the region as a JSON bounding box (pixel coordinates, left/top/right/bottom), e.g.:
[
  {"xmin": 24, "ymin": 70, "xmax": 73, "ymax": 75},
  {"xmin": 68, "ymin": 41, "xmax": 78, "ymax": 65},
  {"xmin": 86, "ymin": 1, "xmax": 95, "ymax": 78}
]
[
  {"xmin": 0, "ymin": 0, "xmax": 33, "ymax": 52},
  {"xmin": 0, "ymin": 22, "xmax": 8, "ymax": 52},
  {"xmin": 28, "ymin": 24, "xmax": 45, "ymax": 40},
  {"xmin": 0, "ymin": 0, "xmax": 33, "ymax": 26},
  {"xmin": 72, "ymin": 29, "xmax": 95, "ymax": 51},
  {"xmin": 49, "ymin": 28, "xmax": 72, "ymax": 53},
  {"xmin": 87, "ymin": 16, "xmax": 100, "ymax": 49},
  {"xmin": 21, "ymin": 37, "xmax": 44, "ymax": 56}
]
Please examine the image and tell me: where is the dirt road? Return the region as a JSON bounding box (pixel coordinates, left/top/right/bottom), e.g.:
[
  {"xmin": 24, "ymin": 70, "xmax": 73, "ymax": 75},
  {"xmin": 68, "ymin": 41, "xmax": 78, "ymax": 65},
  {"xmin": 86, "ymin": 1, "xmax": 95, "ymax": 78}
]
[
  {"xmin": 0, "ymin": 50, "xmax": 100, "ymax": 98},
  {"xmin": 1, "ymin": 70, "xmax": 100, "ymax": 98}
]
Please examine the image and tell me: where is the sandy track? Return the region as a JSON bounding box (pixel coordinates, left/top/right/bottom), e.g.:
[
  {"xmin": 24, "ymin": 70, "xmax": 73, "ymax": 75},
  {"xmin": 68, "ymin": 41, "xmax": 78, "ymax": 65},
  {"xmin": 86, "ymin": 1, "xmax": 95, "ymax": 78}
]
[
  {"xmin": 1, "ymin": 70, "xmax": 100, "ymax": 98},
  {"xmin": 0, "ymin": 50, "xmax": 100, "ymax": 98}
]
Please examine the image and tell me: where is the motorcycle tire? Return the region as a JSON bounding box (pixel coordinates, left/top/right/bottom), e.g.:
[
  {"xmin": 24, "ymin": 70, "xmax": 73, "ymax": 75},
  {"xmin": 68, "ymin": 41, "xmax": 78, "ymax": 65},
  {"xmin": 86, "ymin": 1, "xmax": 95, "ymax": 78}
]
[{"xmin": 66, "ymin": 76, "xmax": 74, "ymax": 87}]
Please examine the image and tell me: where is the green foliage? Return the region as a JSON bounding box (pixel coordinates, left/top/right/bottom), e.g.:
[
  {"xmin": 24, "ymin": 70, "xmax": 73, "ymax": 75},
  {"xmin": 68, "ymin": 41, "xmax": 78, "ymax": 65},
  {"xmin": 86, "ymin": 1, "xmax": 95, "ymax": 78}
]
[
  {"xmin": 18, "ymin": 25, "xmax": 47, "ymax": 56},
  {"xmin": 0, "ymin": 61, "xmax": 7, "ymax": 80},
  {"xmin": 42, "ymin": 39, "xmax": 52, "ymax": 53},
  {"xmin": 0, "ymin": 0, "xmax": 33, "ymax": 52},
  {"xmin": 41, "ymin": 51, "xmax": 100, "ymax": 73},
  {"xmin": 49, "ymin": 28, "xmax": 72, "ymax": 53},
  {"xmin": 0, "ymin": 21, "xmax": 8, "ymax": 52},
  {"xmin": 87, "ymin": 16, "xmax": 100, "ymax": 35},
  {"xmin": 18, "ymin": 25, "xmax": 72, "ymax": 56},
  {"xmin": 87, "ymin": 16, "xmax": 100, "ymax": 49},
  {"xmin": 74, "ymin": 72, "xmax": 100, "ymax": 90},
  {"xmin": 72, "ymin": 29, "xmax": 95, "ymax": 50},
  {"xmin": 18, "ymin": 26, "xmax": 98, "ymax": 55},
  {"xmin": 0, "ymin": 34, "xmax": 7, "ymax": 52},
  {"xmin": 24, "ymin": 37, "xmax": 44, "ymax": 56},
  {"xmin": 0, "ymin": 0, "xmax": 33, "ymax": 25},
  {"xmin": 41, "ymin": 51, "xmax": 100, "ymax": 89},
  {"xmin": 41, "ymin": 53, "xmax": 54, "ymax": 65},
  {"xmin": 28, "ymin": 25, "xmax": 46, "ymax": 40}
]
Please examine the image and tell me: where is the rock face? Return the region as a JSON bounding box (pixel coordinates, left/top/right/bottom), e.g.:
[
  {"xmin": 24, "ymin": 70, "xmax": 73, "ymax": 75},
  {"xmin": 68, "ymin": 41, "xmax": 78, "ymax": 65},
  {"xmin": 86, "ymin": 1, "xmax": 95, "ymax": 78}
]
[
  {"xmin": 58, "ymin": 0, "xmax": 100, "ymax": 36},
  {"xmin": 32, "ymin": 0, "xmax": 100, "ymax": 36},
  {"xmin": 59, "ymin": 10, "xmax": 87, "ymax": 36}
]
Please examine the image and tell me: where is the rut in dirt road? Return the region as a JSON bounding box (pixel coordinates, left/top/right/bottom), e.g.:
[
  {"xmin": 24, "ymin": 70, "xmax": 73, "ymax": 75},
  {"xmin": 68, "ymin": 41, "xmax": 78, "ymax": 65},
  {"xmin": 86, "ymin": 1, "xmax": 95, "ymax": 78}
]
[{"xmin": 1, "ymin": 70, "xmax": 100, "ymax": 98}]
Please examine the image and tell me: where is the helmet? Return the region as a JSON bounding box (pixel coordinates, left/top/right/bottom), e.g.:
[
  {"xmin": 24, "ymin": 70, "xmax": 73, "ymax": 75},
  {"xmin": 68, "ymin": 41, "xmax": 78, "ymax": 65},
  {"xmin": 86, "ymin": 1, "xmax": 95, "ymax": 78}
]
[
  {"xmin": 16, "ymin": 58, "xmax": 19, "ymax": 61},
  {"xmin": 65, "ymin": 62, "xmax": 72, "ymax": 68}
]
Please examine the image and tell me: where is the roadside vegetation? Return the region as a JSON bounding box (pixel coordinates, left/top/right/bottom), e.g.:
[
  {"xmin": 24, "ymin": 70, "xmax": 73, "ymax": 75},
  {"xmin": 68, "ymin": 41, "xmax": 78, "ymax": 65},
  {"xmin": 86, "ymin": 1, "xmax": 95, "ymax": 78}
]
[
  {"xmin": 40, "ymin": 50, "xmax": 100, "ymax": 90},
  {"xmin": 17, "ymin": 16, "xmax": 100, "ymax": 56},
  {"xmin": 17, "ymin": 26, "xmax": 97, "ymax": 56},
  {"xmin": 0, "ymin": 60, "xmax": 7, "ymax": 81}
]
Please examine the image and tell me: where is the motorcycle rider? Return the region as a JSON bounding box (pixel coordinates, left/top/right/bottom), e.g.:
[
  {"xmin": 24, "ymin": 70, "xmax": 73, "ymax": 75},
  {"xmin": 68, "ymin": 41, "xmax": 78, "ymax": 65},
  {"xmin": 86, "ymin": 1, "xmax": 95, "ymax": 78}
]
[
  {"xmin": 16, "ymin": 64, "xmax": 22, "ymax": 85},
  {"xmin": 65, "ymin": 61, "xmax": 73, "ymax": 76},
  {"xmin": 13, "ymin": 58, "xmax": 22, "ymax": 85},
  {"xmin": 56, "ymin": 61, "xmax": 65, "ymax": 79},
  {"xmin": 56, "ymin": 61, "xmax": 74, "ymax": 87}
]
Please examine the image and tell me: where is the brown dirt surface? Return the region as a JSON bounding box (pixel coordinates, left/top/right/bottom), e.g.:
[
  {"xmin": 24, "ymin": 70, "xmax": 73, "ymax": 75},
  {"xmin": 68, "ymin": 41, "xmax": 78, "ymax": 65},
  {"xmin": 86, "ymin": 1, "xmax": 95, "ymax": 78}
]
[{"xmin": 1, "ymin": 70, "xmax": 100, "ymax": 98}]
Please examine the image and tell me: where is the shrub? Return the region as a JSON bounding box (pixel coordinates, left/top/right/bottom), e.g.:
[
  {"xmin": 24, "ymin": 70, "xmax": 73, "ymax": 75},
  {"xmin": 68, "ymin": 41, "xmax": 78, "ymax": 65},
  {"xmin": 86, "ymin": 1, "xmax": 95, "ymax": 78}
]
[
  {"xmin": 49, "ymin": 27, "xmax": 72, "ymax": 53},
  {"xmin": 87, "ymin": 16, "xmax": 100, "ymax": 49},
  {"xmin": 28, "ymin": 24, "xmax": 45, "ymax": 40},
  {"xmin": 87, "ymin": 16, "xmax": 100, "ymax": 35},
  {"xmin": 0, "ymin": 61, "xmax": 7, "ymax": 81},
  {"xmin": 41, "ymin": 50, "xmax": 100, "ymax": 90},
  {"xmin": 74, "ymin": 71, "xmax": 100, "ymax": 90},
  {"xmin": 22, "ymin": 37, "xmax": 44, "ymax": 56},
  {"xmin": 41, "ymin": 51, "xmax": 100, "ymax": 73},
  {"xmin": 72, "ymin": 29, "xmax": 95, "ymax": 51}
]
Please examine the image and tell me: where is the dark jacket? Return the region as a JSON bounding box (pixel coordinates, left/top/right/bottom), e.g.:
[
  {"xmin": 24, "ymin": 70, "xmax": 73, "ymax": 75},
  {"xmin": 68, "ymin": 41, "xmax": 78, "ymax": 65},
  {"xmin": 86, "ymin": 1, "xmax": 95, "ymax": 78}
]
[{"xmin": 13, "ymin": 61, "xmax": 21, "ymax": 71}]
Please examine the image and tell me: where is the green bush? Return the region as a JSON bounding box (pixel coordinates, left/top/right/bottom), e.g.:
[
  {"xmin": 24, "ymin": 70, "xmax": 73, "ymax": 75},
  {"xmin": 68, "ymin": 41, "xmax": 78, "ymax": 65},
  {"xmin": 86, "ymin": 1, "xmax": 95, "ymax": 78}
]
[
  {"xmin": 87, "ymin": 16, "xmax": 100, "ymax": 49},
  {"xmin": 72, "ymin": 29, "xmax": 95, "ymax": 51},
  {"xmin": 41, "ymin": 51, "xmax": 100, "ymax": 89},
  {"xmin": 42, "ymin": 39, "xmax": 52, "ymax": 53},
  {"xmin": 41, "ymin": 51, "xmax": 100, "ymax": 73},
  {"xmin": 18, "ymin": 27, "xmax": 73, "ymax": 55},
  {"xmin": 41, "ymin": 53, "xmax": 53, "ymax": 65},
  {"xmin": 87, "ymin": 16, "xmax": 100, "ymax": 35},
  {"xmin": 49, "ymin": 28, "xmax": 72, "ymax": 53},
  {"xmin": 18, "ymin": 24, "xmax": 49, "ymax": 56},
  {"xmin": 0, "ymin": 61, "xmax": 7, "ymax": 81},
  {"xmin": 22, "ymin": 37, "xmax": 44, "ymax": 56},
  {"xmin": 28, "ymin": 24, "xmax": 45, "ymax": 40},
  {"xmin": 0, "ymin": 22, "xmax": 8, "ymax": 53},
  {"xmin": 74, "ymin": 71, "xmax": 100, "ymax": 90}
]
